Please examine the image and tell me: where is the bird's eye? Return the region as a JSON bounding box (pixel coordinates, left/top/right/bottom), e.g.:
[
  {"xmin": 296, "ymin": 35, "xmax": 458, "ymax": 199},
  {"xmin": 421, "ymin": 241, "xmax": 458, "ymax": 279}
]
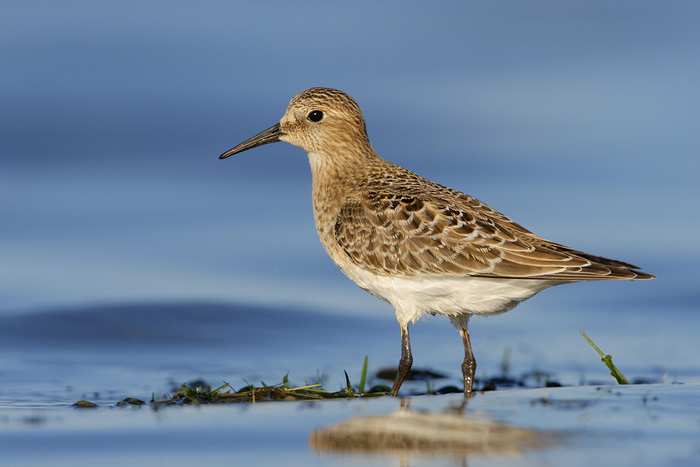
[{"xmin": 307, "ymin": 110, "xmax": 324, "ymax": 122}]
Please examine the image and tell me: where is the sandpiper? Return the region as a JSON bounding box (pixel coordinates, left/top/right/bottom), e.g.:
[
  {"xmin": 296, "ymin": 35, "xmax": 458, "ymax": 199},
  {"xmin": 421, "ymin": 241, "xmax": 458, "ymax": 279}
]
[{"xmin": 219, "ymin": 87, "xmax": 654, "ymax": 396}]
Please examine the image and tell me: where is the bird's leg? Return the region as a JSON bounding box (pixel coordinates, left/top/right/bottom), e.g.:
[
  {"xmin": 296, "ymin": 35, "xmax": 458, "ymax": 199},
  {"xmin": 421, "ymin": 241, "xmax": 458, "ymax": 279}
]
[
  {"xmin": 459, "ymin": 326, "xmax": 477, "ymax": 395},
  {"xmin": 391, "ymin": 323, "xmax": 413, "ymax": 396}
]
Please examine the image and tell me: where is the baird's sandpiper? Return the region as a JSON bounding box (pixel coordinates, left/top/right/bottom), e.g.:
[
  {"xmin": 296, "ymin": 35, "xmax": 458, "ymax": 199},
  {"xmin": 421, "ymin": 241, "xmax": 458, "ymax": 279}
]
[{"xmin": 219, "ymin": 87, "xmax": 654, "ymax": 396}]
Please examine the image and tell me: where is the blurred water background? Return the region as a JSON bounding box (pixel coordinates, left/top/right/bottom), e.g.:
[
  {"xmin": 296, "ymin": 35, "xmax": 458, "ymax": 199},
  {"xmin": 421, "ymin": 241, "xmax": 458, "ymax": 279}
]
[{"xmin": 1, "ymin": 0, "xmax": 699, "ymax": 409}]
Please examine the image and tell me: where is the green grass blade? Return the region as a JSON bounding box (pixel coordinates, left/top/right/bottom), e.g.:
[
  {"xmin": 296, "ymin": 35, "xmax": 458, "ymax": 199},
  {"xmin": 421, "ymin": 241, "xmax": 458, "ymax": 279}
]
[
  {"xmin": 358, "ymin": 356, "xmax": 368, "ymax": 394},
  {"xmin": 344, "ymin": 371, "xmax": 355, "ymax": 394},
  {"xmin": 580, "ymin": 330, "xmax": 630, "ymax": 385}
]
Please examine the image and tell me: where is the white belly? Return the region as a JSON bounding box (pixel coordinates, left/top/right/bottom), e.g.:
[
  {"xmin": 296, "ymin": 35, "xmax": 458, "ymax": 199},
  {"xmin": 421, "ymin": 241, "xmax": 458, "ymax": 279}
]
[{"xmin": 340, "ymin": 263, "xmax": 563, "ymax": 327}]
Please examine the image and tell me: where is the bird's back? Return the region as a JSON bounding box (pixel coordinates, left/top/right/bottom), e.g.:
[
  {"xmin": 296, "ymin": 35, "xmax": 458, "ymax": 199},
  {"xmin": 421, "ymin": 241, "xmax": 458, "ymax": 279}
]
[{"xmin": 314, "ymin": 155, "xmax": 654, "ymax": 283}]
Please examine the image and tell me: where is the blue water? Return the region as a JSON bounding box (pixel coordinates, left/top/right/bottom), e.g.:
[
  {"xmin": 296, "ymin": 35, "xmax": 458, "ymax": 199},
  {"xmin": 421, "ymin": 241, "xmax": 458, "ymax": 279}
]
[
  {"xmin": 1, "ymin": 2, "xmax": 699, "ymax": 464},
  {"xmin": 2, "ymin": 1, "xmax": 699, "ymax": 312}
]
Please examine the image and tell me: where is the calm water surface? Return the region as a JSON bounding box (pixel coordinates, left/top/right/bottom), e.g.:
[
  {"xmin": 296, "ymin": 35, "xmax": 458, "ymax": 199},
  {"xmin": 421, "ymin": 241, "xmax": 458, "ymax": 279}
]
[{"xmin": 0, "ymin": 301, "xmax": 699, "ymax": 466}]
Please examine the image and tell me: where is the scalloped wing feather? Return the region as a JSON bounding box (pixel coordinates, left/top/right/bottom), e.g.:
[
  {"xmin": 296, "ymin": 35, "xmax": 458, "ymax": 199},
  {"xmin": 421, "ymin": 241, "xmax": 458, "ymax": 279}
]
[{"xmin": 334, "ymin": 189, "xmax": 652, "ymax": 281}]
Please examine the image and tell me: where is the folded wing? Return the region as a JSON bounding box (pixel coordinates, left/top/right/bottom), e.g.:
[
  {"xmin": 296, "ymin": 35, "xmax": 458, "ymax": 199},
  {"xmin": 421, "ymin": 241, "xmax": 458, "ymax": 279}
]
[{"xmin": 334, "ymin": 188, "xmax": 654, "ymax": 281}]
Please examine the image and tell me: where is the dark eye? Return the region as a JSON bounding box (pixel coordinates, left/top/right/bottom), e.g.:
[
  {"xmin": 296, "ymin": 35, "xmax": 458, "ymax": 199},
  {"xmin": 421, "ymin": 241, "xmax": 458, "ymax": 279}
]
[{"xmin": 307, "ymin": 110, "xmax": 324, "ymax": 122}]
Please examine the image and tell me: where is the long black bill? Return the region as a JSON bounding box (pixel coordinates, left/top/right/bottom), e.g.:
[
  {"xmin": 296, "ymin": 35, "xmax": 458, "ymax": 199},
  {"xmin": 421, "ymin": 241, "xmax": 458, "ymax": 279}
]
[{"xmin": 219, "ymin": 123, "xmax": 284, "ymax": 160}]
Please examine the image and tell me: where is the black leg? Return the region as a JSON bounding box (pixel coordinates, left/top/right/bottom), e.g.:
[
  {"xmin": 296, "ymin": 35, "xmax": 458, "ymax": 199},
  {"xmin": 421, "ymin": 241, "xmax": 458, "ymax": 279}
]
[
  {"xmin": 391, "ymin": 323, "xmax": 413, "ymax": 396},
  {"xmin": 459, "ymin": 326, "xmax": 477, "ymax": 395}
]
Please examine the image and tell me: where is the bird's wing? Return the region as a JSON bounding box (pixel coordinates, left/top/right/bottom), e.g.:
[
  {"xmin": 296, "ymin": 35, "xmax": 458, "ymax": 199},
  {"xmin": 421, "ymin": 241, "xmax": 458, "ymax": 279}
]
[{"xmin": 334, "ymin": 189, "xmax": 650, "ymax": 280}]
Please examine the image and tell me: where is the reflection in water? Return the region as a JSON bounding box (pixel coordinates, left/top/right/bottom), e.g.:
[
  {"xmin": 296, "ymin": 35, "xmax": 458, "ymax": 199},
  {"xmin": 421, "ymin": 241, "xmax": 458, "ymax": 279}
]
[{"xmin": 309, "ymin": 397, "xmax": 550, "ymax": 461}]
